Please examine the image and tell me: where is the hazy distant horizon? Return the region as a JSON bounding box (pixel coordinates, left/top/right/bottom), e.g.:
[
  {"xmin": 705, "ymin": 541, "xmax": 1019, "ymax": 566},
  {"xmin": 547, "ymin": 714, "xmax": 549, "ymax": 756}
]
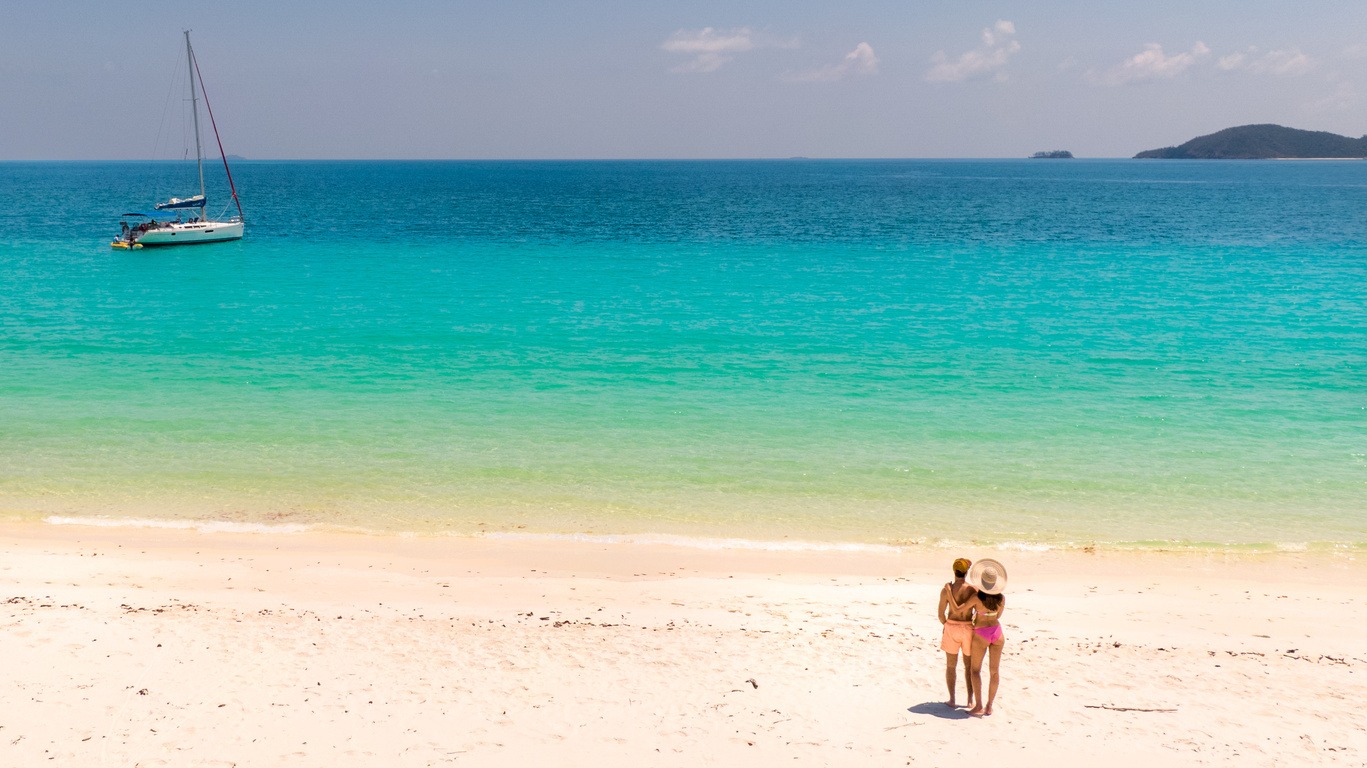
[
  {"xmin": 4, "ymin": 1, "xmax": 1365, "ymax": 161},
  {"xmin": 3, "ymin": 155, "xmax": 1161, "ymax": 162}
]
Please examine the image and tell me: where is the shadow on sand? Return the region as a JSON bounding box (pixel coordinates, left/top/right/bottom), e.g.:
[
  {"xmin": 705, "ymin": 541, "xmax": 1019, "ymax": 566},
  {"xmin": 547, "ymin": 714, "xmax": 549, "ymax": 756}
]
[{"xmin": 907, "ymin": 701, "xmax": 972, "ymax": 720}]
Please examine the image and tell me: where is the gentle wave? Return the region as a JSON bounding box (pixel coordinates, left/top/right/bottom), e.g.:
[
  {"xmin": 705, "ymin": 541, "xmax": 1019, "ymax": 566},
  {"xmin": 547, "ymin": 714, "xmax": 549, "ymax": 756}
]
[
  {"xmin": 480, "ymin": 531, "xmax": 906, "ymax": 554},
  {"xmin": 34, "ymin": 514, "xmax": 1363, "ymax": 556},
  {"xmin": 43, "ymin": 515, "xmax": 311, "ymax": 535}
]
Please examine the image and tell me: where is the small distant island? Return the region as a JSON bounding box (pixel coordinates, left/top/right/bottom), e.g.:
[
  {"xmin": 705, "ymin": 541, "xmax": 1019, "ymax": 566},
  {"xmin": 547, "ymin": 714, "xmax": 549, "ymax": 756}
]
[
  {"xmin": 1030, "ymin": 150, "xmax": 1074, "ymax": 159},
  {"xmin": 1135, "ymin": 124, "xmax": 1367, "ymax": 159}
]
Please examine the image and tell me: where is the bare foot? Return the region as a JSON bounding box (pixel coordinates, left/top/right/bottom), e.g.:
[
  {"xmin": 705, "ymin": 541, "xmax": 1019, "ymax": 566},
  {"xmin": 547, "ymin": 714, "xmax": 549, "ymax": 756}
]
[
  {"xmin": 967, "ymin": 706, "xmax": 984, "ymax": 718},
  {"xmin": 984, "ymin": 704, "xmax": 994, "ymax": 716},
  {"xmin": 945, "ymin": 699, "xmax": 957, "ymax": 709}
]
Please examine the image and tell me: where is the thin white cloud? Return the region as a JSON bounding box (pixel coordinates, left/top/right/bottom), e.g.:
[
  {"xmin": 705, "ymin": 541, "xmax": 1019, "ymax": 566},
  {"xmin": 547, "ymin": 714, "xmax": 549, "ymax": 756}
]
[
  {"xmin": 661, "ymin": 27, "xmax": 798, "ymax": 73},
  {"xmin": 1215, "ymin": 52, "xmax": 1244, "ymax": 70},
  {"xmin": 787, "ymin": 42, "xmax": 879, "ymax": 83},
  {"xmin": 1217, "ymin": 47, "xmax": 1313, "ymax": 76},
  {"xmin": 1091, "ymin": 42, "xmax": 1210, "ymax": 86},
  {"xmin": 662, "ymin": 27, "xmax": 755, "ymax": 73},
  {"xmin": 925, "ymin": 20, "xmax": 1021, "ymax": 83}
]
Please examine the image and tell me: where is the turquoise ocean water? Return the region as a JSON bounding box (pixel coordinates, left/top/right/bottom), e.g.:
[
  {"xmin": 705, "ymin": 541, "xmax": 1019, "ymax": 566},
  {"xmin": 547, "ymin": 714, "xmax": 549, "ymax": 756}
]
[{"xmin": 0, "ymin": 159, "xmax": 1363, "ymax": 549}]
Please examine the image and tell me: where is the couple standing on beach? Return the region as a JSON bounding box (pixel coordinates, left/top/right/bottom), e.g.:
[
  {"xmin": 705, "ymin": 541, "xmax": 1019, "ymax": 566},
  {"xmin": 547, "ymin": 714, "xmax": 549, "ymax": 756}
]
[{"xmin": 937, "ymin": 557, "xmax": 1007, "ymax": 717}]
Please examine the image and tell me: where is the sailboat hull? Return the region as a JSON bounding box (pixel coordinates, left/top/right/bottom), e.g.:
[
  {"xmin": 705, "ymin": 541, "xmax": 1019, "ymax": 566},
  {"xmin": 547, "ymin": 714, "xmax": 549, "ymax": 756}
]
[{"xmin": 133, "ymin": 220, "xmax": 244, "ymax": 246}]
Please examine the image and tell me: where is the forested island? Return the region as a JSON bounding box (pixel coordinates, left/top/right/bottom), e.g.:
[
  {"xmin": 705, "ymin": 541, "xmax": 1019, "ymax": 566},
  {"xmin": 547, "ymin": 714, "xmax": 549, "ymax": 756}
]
[
  {"xmin": 1135, "ymin": 124, "xmax": 1367, "ymax": 159},
  {"xmin": 1030, "ymin": 150, "xmax": 1074, "ymax": 159}
]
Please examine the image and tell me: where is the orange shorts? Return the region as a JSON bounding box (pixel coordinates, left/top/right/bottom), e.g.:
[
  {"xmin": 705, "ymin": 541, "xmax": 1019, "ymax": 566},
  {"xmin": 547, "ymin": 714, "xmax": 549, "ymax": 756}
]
[{"xmin": 940, "ymin": 620, "xmax": 973, "ymax": 655}]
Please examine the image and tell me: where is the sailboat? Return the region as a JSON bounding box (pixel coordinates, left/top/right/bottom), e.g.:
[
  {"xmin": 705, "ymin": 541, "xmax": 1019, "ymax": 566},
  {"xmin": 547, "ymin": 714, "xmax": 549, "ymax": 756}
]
[{"xmin": 113, "ymin": 31, "xmax": 244, "ymax": 249}]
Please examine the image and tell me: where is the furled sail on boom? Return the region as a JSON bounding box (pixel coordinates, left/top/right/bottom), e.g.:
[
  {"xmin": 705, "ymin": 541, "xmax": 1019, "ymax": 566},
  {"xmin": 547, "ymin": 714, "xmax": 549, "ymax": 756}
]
[{"xmin": 154, "ymin": 195, "xmax": 207, "ymax": 211}]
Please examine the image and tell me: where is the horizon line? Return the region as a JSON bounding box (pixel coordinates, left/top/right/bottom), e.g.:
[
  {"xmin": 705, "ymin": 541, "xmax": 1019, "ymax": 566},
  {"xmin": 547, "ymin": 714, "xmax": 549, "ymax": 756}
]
[{"xmin": 1, "ymin": 156, "xmax": 1159, "ymax": 163}]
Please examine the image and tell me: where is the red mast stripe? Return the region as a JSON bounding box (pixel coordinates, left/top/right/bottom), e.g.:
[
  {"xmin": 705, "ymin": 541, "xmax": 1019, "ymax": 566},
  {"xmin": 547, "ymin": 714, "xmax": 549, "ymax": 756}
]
[{"xmin": 191, "ymin": 47, "xmax": 244, "ymax": 221}]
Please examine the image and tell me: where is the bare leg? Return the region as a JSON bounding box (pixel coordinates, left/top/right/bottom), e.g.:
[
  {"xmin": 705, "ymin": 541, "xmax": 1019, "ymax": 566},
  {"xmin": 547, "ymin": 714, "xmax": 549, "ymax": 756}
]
[
  {"xmin": 966, "ymin": 636, "xmax": 987, "ymax": 717},
  {"xmin": 962, "ymin": 652, "xmax": 974, "ymax": 708},
  {"xmin": 944, "ymin": 652, "xmax": 959, "ymax": 707},
  {"xmin": 984, "ymin": 640, "xmax": 1003, "ymax": 715}
]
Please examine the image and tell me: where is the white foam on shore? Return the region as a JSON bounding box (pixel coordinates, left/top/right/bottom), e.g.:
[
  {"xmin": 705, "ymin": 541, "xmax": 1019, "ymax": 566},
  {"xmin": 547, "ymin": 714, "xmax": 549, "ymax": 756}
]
[
  {"xmin": 978, "ymin": 540, "xmax": 1057, "ymax": 552},
  {"xmin": 480, "ymin": 531, "xmax": 906, "ymax": 554},
  {"xmin": 36, "ymin": 516, "xmax": 902, "ymax": 552},
  {"xmin": 43, "ymin": 515, "xmax": 311, "ymax": 535},
  {"xmin": 32, "ymin": 515, "xmax": 1359, "ymax": 555}
]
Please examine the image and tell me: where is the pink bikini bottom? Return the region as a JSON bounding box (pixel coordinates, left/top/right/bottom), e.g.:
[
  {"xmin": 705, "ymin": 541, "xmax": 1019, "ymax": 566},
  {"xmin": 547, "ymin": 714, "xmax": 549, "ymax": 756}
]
[{"xmin": 975, "ymin": 624, "xmax": 1004, "ymax": 644}]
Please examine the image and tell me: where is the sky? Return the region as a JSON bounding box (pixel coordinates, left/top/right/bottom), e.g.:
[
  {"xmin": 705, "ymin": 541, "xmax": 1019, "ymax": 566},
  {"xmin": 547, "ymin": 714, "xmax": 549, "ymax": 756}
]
[{"xmin": 3, "ymin": 1, "xmax": 1367, "ymax": 159}]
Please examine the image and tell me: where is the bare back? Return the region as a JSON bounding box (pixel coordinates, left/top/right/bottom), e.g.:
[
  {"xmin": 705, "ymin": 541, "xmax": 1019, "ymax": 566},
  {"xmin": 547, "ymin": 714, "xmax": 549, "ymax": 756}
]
[{"xmin": 941, "ymin": 580, "xmax": 976, "ymax": 622}]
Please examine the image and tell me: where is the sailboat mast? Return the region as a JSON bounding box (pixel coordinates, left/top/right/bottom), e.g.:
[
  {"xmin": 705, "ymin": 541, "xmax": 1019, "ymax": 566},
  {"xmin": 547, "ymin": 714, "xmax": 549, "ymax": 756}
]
[{"xmin": 185, "ymin": 30, "xmax": 205, "ymax": 206}]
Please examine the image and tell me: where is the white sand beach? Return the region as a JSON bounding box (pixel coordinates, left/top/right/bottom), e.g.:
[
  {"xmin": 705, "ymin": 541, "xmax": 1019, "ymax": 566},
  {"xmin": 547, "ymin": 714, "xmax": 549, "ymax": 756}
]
[{"xmin": 1, "ymin": 522, "xmax": 1363, "ymax": 766}]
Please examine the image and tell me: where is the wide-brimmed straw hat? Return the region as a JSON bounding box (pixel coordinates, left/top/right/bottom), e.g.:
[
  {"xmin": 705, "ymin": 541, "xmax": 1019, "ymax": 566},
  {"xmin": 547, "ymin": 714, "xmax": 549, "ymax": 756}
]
[{"xmin": 967, "ymin": 558, "xmax": 1007, "ymax": 595}]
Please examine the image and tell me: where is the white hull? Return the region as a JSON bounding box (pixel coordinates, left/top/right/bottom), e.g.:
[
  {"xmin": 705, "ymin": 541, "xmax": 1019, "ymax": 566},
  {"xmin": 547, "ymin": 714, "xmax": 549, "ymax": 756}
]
[{"xmin": 134, "ymin": 219, "xmax": 243, "ymax": 246}]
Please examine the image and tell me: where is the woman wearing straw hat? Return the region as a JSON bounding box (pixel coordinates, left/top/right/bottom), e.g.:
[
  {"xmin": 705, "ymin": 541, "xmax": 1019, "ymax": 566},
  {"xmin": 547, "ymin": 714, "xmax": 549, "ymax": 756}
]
[
  {"xmin": 958, "ymin": 558, "xmax": 1008, "ymax": 717},
  {"xmin": 937, "ymin": 557, "xmax": 976, "ymax": 708}
]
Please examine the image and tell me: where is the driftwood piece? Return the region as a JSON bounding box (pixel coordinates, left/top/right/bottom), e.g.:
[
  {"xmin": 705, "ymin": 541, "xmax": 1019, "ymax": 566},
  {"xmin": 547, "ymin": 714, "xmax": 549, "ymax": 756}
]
[{"xmin": 1085, "ymin": 704, "xmax": 1177, "ymax": 713}]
